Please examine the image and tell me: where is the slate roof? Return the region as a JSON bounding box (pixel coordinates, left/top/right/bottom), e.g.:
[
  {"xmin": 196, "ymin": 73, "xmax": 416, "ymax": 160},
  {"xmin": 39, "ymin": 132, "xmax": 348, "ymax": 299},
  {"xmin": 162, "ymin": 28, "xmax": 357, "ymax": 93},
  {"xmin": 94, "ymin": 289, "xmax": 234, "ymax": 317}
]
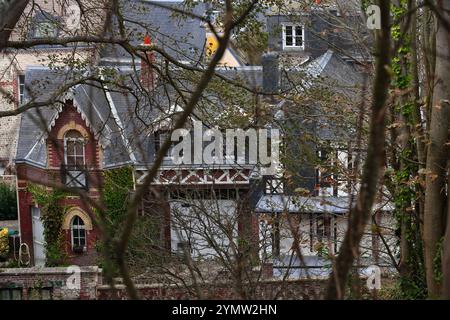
[
  {"xmin": 15, "ymin": 46, "xmax": 363, "ymax": 169},
  {"xmin": 255, "ymin": 195, "xmax": 394, "ymax": 214},
  {"xmin": 100, "ymin": 0, "xmax": 208, "ymax": 64},
  {"xmin": 15, "ymin": 67, "xmax": 134, "ymax": 168},
  {"xmin": 14, "ymin": 63, "xmax": 266, "ymax": 169}
]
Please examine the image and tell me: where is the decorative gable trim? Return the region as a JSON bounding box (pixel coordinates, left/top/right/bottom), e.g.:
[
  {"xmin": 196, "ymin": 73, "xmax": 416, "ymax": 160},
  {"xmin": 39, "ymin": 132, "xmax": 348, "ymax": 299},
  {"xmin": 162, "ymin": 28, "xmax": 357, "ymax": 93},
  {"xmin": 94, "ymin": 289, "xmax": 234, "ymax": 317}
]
[{"xmin": 45, "ymin": 90, "xmax": 109, "ymax": 148}]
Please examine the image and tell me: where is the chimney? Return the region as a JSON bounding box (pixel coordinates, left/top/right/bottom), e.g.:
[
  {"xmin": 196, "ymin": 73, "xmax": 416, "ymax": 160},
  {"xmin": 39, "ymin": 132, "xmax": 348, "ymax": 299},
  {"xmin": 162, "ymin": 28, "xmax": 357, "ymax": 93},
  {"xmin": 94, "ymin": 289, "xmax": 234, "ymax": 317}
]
[
  {"xmin": 141, "ymin": 34, "xmax": 156, "ymax": 90},
  {"xmin": 261, "ymin": 52, "xmax": 279, "ymax": 95}
]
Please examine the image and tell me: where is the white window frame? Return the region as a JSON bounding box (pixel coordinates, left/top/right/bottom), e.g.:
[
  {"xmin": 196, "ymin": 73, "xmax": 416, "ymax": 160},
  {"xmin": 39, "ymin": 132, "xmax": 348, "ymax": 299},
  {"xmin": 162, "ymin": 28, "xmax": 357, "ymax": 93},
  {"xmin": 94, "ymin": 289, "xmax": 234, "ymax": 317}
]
[
  {"xmin": 64, "ymin": 130, "xmax": 87, "ymax": 188},
  {"xmin": 282, "ymin": 24, "xmax": 305, "ymax": 50},
  {"xmin": 18, "ymin": 74, "xmax": 25, "ymax": 105},
  {"xmin": 71, "ymin": 215, "xmax": 87, "ymax": 251}
]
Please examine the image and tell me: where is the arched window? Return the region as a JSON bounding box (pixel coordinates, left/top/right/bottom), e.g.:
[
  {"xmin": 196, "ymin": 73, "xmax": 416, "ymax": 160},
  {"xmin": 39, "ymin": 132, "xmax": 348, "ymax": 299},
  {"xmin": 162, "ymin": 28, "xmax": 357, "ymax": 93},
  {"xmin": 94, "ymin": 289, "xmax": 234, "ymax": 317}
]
[
  {"xmin": 64, "ymin": 130, "xmax": 87, "ymax": 188},
  {"xmin": 71, "ymin": 216, "xmax": 86, "ymax": 252}
]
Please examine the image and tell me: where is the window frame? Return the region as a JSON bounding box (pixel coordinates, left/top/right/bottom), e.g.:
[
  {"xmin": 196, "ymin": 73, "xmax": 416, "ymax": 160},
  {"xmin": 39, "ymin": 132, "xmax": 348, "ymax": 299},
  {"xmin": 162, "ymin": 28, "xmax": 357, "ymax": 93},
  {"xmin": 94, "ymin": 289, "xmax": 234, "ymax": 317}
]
[
  {"xmin": 71, "ymin": 215, "xmax": 87, "ymax": 252},
  {"xmin": 63, "ymin": 130, "xmax": 87, "ymax": 189},
  {"xmin": 64, "ymin": 130, "xmax": 86, "ymax": 167},
  {"xmin": 18, "ymin": 74, "xmax": 25, "ymax": 105},
  {"xmin": 282, "ymin": 23, "xmax": 305, "ymax": 50}
]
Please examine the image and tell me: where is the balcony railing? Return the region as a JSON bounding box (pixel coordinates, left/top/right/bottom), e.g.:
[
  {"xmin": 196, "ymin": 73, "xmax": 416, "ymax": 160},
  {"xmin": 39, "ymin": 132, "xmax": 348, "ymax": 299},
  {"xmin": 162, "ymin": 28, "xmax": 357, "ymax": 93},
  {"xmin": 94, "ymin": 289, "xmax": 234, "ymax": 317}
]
[{"xmin": 60, "ymin": 165, "xmax": 88, "ymax": 190}]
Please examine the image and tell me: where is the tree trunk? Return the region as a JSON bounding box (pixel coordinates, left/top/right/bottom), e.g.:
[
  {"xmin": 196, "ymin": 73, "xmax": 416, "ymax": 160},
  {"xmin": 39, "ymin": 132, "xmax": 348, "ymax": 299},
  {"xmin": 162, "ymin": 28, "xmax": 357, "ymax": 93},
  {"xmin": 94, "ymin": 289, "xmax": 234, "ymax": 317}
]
[
  {"xmin": 0, "ymin": 0, "xmax": 29, "ymax": 50},
  {"xmin": 443, "ymin": 165, "xmax": 450, "ymax": 299},
  {"xmin": 423, "ymin": 0, "xmax": 450, "ymax": 298},
  {"xmin": 325, "ymin": 0, "xmax": 392, "ymax": 300}
]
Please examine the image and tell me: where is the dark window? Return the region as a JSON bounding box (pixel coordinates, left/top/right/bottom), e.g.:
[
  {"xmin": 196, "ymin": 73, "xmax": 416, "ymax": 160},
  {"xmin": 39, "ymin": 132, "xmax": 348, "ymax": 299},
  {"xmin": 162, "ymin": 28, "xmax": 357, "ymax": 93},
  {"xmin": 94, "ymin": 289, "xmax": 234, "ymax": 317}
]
[
  {"xmin": 177, "ymin": 241, "xmax": 192, "ymax": 254},
  {"xmin": 0, "ymin": 288, "xmax": 22, "ymax": 300},
  {"xmin": 71, "ymin": 216, "xmax": 86, "ymax": 251},
  {"xmin": 316, "ymin": 215, "xmax": 331, "ymax": 243},
  {"xmin": 283, "ymin": 24, "xmax": 304, "ymax": 48},
  {"xmin": 316, "ymin": 148, "xmax": 351, "ymax": 196},
  {"xmin": 295, "ymin": 26, "xmax": 303, "ymax": 46},
  {"xmin": 285, "ymin": 25, "xmax": 293, "ymax": 46},
  {"xmin": 18, "ymin": 74, "xmax": 25, "ymax": 105}
]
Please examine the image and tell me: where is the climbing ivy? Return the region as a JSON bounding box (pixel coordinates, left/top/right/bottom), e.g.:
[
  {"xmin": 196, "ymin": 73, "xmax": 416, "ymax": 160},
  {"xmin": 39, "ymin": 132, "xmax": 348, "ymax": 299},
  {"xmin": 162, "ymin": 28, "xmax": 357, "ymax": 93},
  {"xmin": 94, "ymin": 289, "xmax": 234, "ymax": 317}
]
[
  {"xmin": 102, "ymin": 166, "xmax": 134, "ymax": 229},
  {"xmin": 96, "ymin": 167, "xmax": 134, "ymax": 275},
  {"xmin": 27, "ymin": 184, "xmax": 67, "ymax": 267}
]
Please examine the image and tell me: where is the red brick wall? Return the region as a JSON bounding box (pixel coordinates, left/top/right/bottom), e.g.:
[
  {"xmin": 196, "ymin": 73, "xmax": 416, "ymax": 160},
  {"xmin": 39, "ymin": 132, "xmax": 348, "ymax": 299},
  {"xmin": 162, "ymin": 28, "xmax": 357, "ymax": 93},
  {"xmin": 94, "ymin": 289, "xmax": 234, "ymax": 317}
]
[
  {"xmin": 48, "ymin": 102, "xmax": 99, "ymax": 169},
  {"xmin": 16, "ymin": 102, "xmax": 102, "ymax": 266}
]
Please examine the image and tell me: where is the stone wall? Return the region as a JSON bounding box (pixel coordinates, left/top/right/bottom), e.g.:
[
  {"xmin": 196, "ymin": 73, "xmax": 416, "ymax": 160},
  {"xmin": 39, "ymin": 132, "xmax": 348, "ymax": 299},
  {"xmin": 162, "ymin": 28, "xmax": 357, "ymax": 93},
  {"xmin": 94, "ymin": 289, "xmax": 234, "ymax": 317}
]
[
  {"xmin": 97, "ymin": 279, "xmax": 327, "ymax": 300},
  {"xmin": 0, "ymin": 266, "xmax": 328, "ymax": 300},
  {"xmin": 0, "ymin": 266, "xmax": 101, "ymax": 300}
]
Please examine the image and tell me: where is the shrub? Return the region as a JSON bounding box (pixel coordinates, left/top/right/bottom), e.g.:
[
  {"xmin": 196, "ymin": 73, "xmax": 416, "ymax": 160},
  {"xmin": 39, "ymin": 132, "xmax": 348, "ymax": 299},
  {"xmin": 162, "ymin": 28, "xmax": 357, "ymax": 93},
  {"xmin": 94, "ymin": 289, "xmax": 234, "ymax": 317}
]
[{"xmin": 0, "ymin": 182, "xmax": 17, "ymax": 220}]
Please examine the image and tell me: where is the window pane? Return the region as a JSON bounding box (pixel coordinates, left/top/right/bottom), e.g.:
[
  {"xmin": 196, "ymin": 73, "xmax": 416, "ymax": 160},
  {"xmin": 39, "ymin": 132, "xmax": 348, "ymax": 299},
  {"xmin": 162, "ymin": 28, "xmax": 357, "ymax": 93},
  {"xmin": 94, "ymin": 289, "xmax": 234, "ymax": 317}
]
[
  {"xmin": 80, "ymin": 230, "xmax": 86, "ymax": 246},
  {"xmin": 285, "ymin": 25, "xmax": 293, "ymax": 36},
  {"xmin": 295, "ymin": 35, "xmax": 303, "ymax": 47},
  {"xmin": 75, "ymin": 142, "xmax": 84, "ymax": 155},
  {"xmin": 67, "ymin": 141, "xmax": 75, "ymax": 154},
  {"xmin": 75, "ymin": 156, "xmax": 84, "ymax": 166},
  {"xmin": 284, "ymin": 26, "xmax": 293, "ymax": 46},
  {"xmin": 66, "ymin": 156, "xmax": 75, "ymax": 166},
  {"xmin": 19, "ymin": 75, "xmax": 25, "ymax": 105},
  {"xmin": 285, "ymin": 36, "xmax": 293, "ymax": 46}
]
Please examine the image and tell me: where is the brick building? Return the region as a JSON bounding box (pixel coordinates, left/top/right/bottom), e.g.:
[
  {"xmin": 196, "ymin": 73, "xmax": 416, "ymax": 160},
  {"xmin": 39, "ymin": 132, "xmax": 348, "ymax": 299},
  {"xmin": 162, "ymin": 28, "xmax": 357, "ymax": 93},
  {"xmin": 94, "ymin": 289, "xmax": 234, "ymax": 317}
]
[{"xmin": 9, "ymin": 0, "xmax": 395, "ymax": 279}]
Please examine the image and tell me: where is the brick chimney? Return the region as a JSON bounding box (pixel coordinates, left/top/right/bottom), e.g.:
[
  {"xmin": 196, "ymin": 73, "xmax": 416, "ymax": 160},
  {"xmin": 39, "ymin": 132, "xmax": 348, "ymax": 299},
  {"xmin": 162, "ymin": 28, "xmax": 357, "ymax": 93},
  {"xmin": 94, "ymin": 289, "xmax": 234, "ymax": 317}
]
[
  {"xmin": 261, "ymin": 52, "xmax": 279, "ymax": 95},
  {"xmin": 141, "ymin": 34, "xmax": 156, "ymax": 90}
]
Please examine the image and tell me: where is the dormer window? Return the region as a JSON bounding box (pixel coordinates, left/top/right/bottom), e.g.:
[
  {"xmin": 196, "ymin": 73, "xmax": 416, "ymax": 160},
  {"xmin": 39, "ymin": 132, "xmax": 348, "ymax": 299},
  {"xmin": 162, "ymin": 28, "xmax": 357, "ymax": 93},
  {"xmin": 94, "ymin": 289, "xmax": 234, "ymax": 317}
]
[
  {"xmin": 282, "ymin": 24, "xmax": 304, "ymax": 50},
  {"xmin": 32, "ymin": 12, "xmax": 58, "ymax": 39},
  {"xmin": 34, "ymin": 21, "xmax": 57, "ymax": 39},
  {"xmin": 63, "ymin": 130, "xmax": 87, "ymax": 189}
]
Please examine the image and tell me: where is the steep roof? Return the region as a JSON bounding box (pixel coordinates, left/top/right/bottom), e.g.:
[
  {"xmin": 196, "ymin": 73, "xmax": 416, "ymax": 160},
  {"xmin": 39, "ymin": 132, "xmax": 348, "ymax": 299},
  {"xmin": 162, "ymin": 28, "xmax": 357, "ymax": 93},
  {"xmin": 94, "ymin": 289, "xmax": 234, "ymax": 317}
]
[
  {"xmin": 15, "ymin": 67, "xmax": 134, "ymax": 168},
  {"xmin": 15, "ymin": 63, "xmax": 265, "ymax": 169},
  {"xmin": 100, "ymin": 0, "xmax": 208, "ymax": 64}
]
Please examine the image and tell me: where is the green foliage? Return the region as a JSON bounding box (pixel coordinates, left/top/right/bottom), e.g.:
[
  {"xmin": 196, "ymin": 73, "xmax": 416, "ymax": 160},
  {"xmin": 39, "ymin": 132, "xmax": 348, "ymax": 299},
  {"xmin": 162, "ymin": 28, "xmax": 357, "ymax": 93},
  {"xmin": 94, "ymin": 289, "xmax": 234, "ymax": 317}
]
[
  {"xmin": 27, "ymin": 184, "xmax": 67, "ymax": 266},
  {"xmin": 0, "ymin": 182, "xmax": 17, "ymax": 220},
  {"xmin": 387, "ymin": 0, "xmax": 427, "ymax": 299},
  {"xmin": 96, "ymin": 167, "xmax": 134, "ymax": 277},
  {"xmin": 102, "ymin": 167, "xmax": 134, "ymax": 228}
]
